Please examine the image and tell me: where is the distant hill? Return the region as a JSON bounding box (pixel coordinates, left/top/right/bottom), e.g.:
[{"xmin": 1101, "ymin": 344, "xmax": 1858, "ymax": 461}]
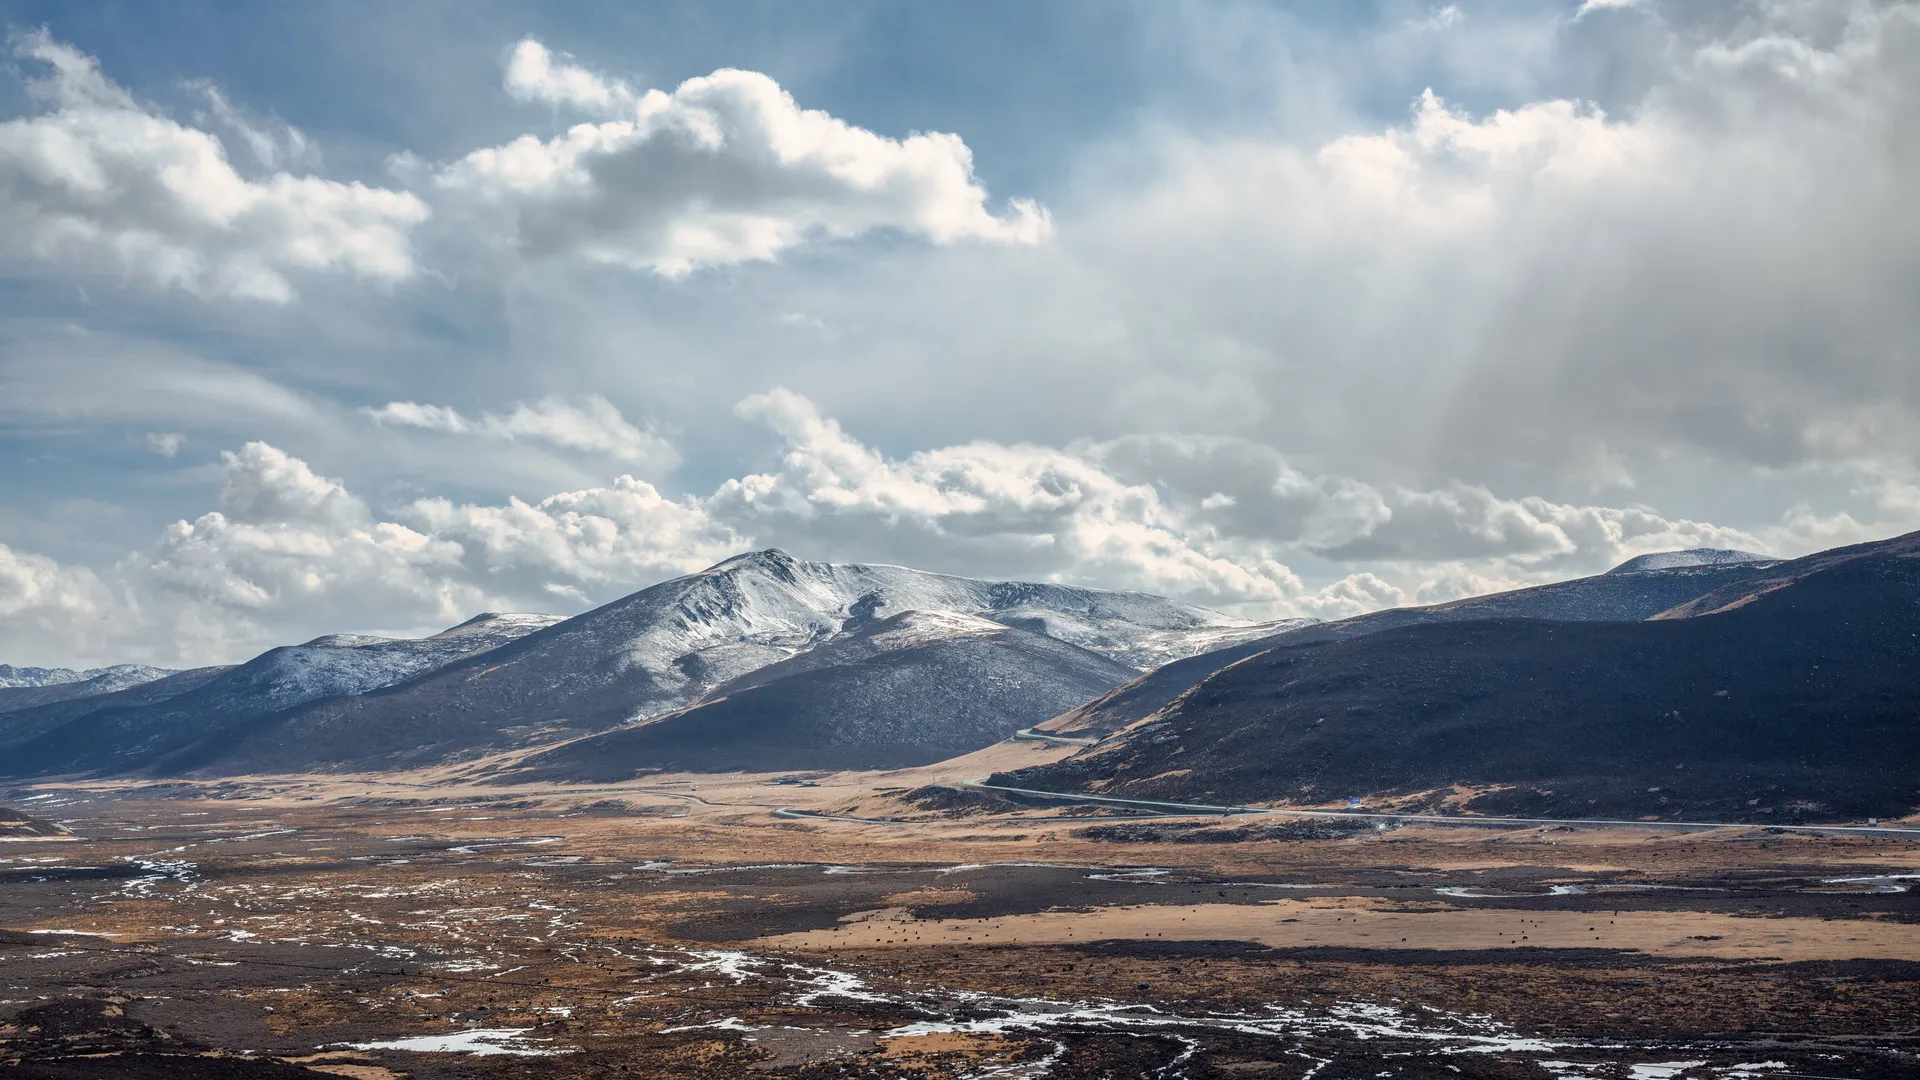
[
  {"xmin": 0, "ymin": 663, "xmax": 169, "ymax": 690},
  {"xmin": 0, "ymin": 806, "xmax": 65, "ymax": 837},
  {"xmin": 1001, "ymin": 532, "xmax": 1920, "ymax": 823},
  {"xmin": 0, "ymin": 664, "xmax": 176, "ymax": 714},
  {"xmin": 0, "ymin": 613, "xmax": 561, "ymax": 776}
]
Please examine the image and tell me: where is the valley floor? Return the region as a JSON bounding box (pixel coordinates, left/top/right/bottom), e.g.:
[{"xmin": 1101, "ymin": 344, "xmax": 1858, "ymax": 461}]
[{"xmin": 3, "ymin": 757, "xmax": 1918, "ymax": 1079}]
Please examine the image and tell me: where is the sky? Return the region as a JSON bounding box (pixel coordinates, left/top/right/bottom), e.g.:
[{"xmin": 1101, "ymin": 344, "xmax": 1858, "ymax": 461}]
[{"xmin": 1, "ymin": 0, "xmax": 1917, "ymax": 668}]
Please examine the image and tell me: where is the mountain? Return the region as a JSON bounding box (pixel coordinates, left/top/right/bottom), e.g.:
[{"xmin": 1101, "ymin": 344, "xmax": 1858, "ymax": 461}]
[
  {"xmin": 0, "ymin": 551, "xmax": 1289, "ymax": 777},
  {"xmin": 0, "ymin": 663, "xmax": 171, "ymax": 690},
  {"xmin": 1038, "ymin": 547, "xmax": 1779, "ymax": 739},
  {"xmin": 0, "ymin": 664, "xmax": 175, "ymax": 714},
  {"xmin": 0, "ymin": 666, "xmax": 231, "ymax": 749},
  {"xmin": 518, "ymin": 610, "xmax": 1139, "ymax": 777},
  {"xmin": 162, "ymin": 551, "xmax": 1290, "ymax": 774},
  {"xmin": 999, "ymin": 532, "xmax": 1920, "ymax": 823},
  {"xmin": 0, "ymin": 613, "xmax": 561, "ymax": 776}
]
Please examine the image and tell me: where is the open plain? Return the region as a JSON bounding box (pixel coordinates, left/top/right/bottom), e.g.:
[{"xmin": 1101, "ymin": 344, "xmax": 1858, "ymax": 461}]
[{"xmin": 3, "ymin": 751, "xmax": 1918, "ymax": 1080}]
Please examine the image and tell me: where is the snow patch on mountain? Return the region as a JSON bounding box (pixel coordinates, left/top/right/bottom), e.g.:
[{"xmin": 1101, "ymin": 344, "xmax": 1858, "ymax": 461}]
[
  {"xmin": 588, "ymin": 550, "xmax": 1303, "ymax": 705},
  {"xmin": 217, "ymin": 613, "xmax": 565, "ymax": 714},
  {"xmin": 1607, "ymin": 549, "xmax": 1778, "ymax": 575}
]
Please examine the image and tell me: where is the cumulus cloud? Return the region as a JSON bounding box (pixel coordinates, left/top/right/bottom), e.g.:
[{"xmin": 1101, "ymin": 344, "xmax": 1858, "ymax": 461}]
[
  {"xmin": 0, "ymin": 32, "xmax": 427, "ymax": 301},
  {"xmin": 9, "ymin": 394, "xmax": 1918, "ymax": 668},
  {"xmin": 117, "ymin": 444, "xmax": 489, "ymax": 662},
  {"xmin": 364, "ymin": 394, "xmax": 677, "ymax": 467},
  {"xmin": 432, "ymin": 38, "xmax": 1049, "ymax": 274},
  {"xmin": 705, "ymin": 388, "xmax": 1307, "ymax": 606},
  {"xmin": 410, "ymin": 476, "xmax": 739, "ymax": 589},
  {"xmin": 0, "ymin": 542, "xmax": 121, "ymax": 665},
  {"xmin": 503, "ymin": 39, "xmax": 637, "ymax": 113}
]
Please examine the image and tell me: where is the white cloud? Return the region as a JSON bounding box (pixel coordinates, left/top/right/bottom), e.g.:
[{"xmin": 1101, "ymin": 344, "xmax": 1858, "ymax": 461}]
[
  {"xmin": 0, "ymin": 32, "xmax": 427, "ymax": 301},
  {"xmin": 503, "ymin": 39, "xmax": 637, "ymax": 114},
  {"xmin": 190, "ymin": 82, "xmax": 317, "ymax": 172},
  {"xmin": 706, "ymin": 388, "xmax": 1305, "ymax": 607},
  {"xmin": 409, "ymin": 476, "xmax": 739, "ymax": 589},
  {"xmin": 8, "ymin": 394, "xmax": 1918, "ymax": 668},
  {"xmin": 145, "ymin": 432, "xmax": 184, "ymax": 458},
  {"xmin": 118, "ymin": 444, "xmax": 493, "ymax": 664},
  {"xmin": 0, "ymin": 542, "xmax": 121, "ymax": 664},
  {"xmin": 364, "ymin": 394, "xmax": 677, "ymax": 467},
  {"xmin": 433, "ymin": 38, "xmax": 1049, "ymax": 275},
  {"xmin": 1576, "ymin": 0, "xmax": 1645, "ymax": 15}
]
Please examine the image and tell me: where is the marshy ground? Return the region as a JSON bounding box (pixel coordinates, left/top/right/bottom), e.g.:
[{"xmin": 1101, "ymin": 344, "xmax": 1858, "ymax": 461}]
[{"xmin": 2, "ymin": 759, "xmax": 1917, "ymax": 1078}]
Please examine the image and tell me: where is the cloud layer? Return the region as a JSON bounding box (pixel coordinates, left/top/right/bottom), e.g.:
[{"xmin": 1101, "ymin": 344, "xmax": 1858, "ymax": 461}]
[{"xmin": 5, "ymin": 390, "xmax": 1902, "ymax": 668}]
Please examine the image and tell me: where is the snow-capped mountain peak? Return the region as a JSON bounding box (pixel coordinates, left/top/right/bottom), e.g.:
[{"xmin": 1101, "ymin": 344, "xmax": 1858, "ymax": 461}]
[{"xmin": 589, "ymin": 550, "xmax": 1305, "ymax": 688}]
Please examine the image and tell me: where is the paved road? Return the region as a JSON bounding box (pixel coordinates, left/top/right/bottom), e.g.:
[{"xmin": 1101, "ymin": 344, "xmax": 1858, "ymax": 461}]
[{"xmin": 959, "ymin": 778, "xmax": 1920, "ymax": 837}]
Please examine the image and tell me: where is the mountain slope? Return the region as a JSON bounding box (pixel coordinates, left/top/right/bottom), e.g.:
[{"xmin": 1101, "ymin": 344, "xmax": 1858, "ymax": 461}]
[
  {"xmin": 0, "ymin": 613, "xmax": 560, "ymax": 776},
  {"xmin": 94, "ymin": 550, "xmax": 1288, "ymax": 776},
  {"xmin": 518, "ymin": 611, "xmax": 1140, "ymax": 778},
  {"xmin": 1002, "ymin": 532, "xmax": 1920, "ymax": 823},
  {"xmin": 1039, "ymin": 551, "xmax": 1777, "ymax": 739}
]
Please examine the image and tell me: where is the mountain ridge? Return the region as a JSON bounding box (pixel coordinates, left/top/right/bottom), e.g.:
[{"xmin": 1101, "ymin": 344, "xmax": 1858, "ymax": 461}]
[
  {"xmin": 1036, "ymin": 549, "xmax": 1780, "ymax": 739},
  {"xmin": 1000, "ymin": 532, "xmax": 1920, "ymax": 822},
  {"xmin": 0, "ymin": 551, "xmax": 1294, "ymax": 777}
]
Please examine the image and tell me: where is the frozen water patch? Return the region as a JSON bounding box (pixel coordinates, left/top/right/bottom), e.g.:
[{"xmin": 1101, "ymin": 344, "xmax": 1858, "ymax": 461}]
[
  {"xmin": 341, "ymin": 1027, "xmax": 568, "ymax": 1056},
  {"xmin": 118, "ymin": 854, "xmax": 197, "ymax": 896},
  {"xmin": 1086, "ymin": 867, "xmax": 1171, "ymax": 882},
  {"xmin": 1814, "ymin": 873, "xmax": 1920, "ymax": 894},
  {"xmin": 1629, "ymin": 1064, "xmax": 1707, "ymax": 1079},
  {"xmin": 1436, "ymin": 884, "xmax": 1589, "ymax": 898},
  {"xmin": 659, "ymin": 1016, "xmax": 763, "ymax": 1034},
  {"xmin": 934, "ymin": 861, "xmax": 1101, "ymax": 875},
  {"xmin": 639, "ymin": 942, "xmax": 1590, "ymax": 1061},
  {"xmin": 1540, "ymin": 1064, "xmax": 1783, "ymax": 1080},
  {"xmin": 661, "ymin": 862, "xmax": 812, "ymax": 875}
]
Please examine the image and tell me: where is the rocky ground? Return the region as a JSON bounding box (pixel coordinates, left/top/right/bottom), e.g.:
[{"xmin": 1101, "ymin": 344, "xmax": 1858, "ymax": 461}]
[{"xmin": 0, "ymin": 768, "xmax": 1916, "ymax": 1078}]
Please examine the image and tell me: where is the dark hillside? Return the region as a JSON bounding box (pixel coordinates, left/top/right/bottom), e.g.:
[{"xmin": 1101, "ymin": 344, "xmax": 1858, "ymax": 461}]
[
  {"xmin": 1004, "ymin": 541, "xmax": 1920, "ymax": 823},
  {"xmin": 1042, "ymin": 557, "xmax": 1774, "ymax": 739}
]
